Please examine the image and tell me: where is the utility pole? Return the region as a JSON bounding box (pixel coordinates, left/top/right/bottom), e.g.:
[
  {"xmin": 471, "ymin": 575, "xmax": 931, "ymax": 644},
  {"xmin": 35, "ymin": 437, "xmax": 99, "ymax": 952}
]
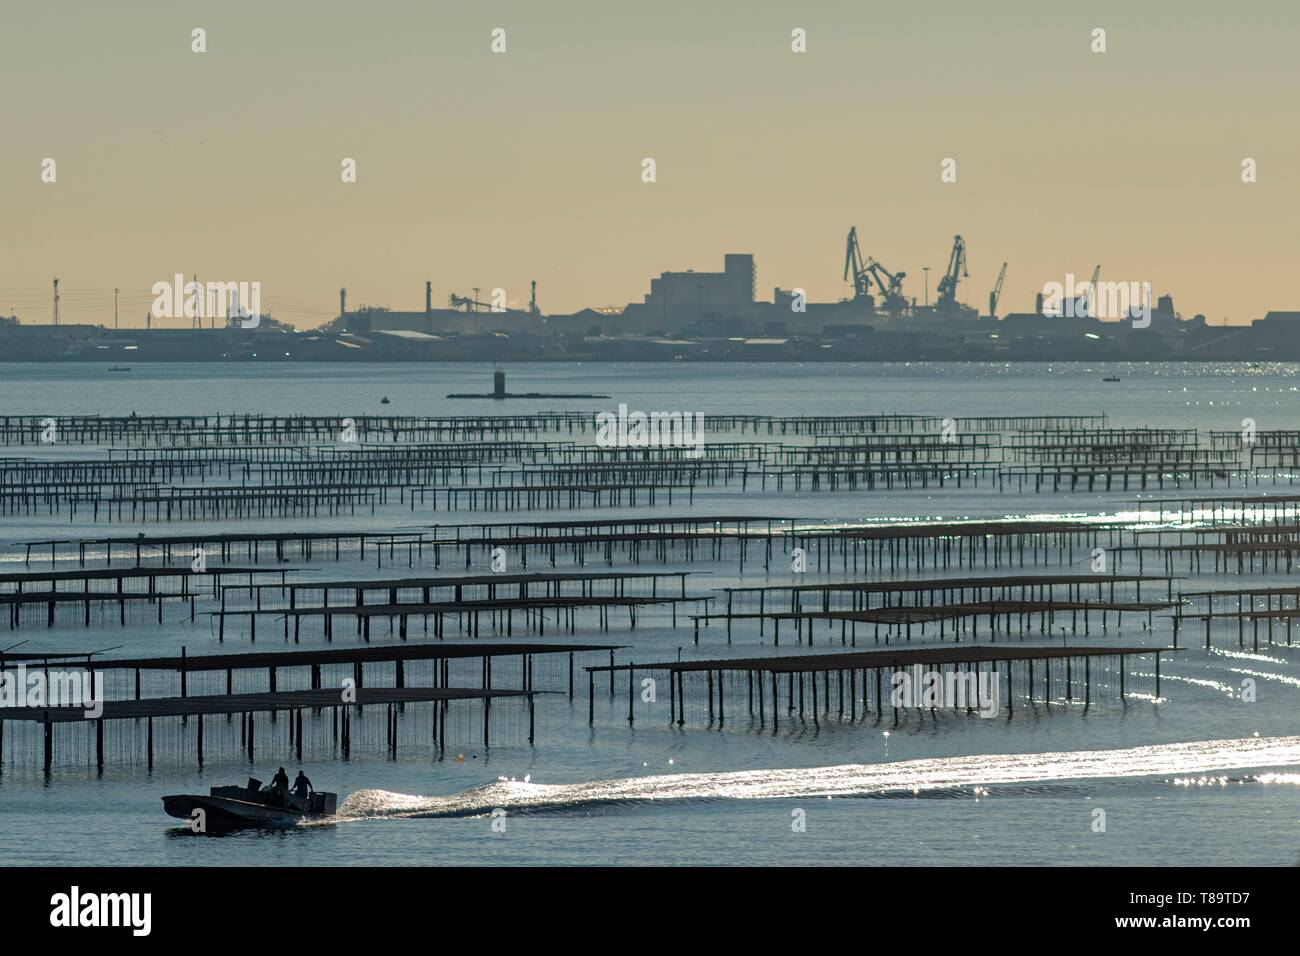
[
  {"xmin": 114, "ymin": 288, "xmax": 119, "ymax": 329},
  {"xmin": 923, "ymin": 267, "xmax": 930, "ymax": 307},
  {"xmin": 52, "ymin": 278, "xmax": 59, "ymax": 326}
]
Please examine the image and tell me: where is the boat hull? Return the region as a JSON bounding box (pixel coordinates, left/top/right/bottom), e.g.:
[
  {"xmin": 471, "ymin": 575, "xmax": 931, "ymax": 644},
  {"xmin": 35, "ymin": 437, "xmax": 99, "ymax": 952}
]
[{"xmin": 162, "ymin": 794, "xmax": 304, "ymax": 829}]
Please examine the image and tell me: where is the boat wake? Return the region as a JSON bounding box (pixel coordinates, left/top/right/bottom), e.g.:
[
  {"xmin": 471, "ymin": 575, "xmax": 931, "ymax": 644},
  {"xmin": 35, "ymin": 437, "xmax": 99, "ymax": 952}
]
[{"xmin": 334, "ymin": 735, "xmax": 1300, "ymax": 821}]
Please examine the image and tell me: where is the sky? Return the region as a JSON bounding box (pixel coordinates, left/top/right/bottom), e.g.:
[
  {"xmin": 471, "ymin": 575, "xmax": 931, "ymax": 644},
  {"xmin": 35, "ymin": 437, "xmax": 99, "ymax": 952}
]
[{"xmin": 3, "ymin": 0, "xmax": 1299, "ymax": 328}]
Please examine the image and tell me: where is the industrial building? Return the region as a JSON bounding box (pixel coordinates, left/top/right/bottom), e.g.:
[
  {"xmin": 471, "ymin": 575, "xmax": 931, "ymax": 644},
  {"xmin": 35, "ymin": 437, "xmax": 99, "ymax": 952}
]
[{"xmin": 638, "ymin": 253, "xmax": 756, "ymax": 317}]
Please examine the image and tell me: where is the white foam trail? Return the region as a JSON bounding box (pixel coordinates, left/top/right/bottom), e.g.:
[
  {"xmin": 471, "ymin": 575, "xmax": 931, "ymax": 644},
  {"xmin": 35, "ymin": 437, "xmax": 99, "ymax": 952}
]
[{"xmin": 337, "ymin": 735, "xmax": 1300, "ymax": 819}]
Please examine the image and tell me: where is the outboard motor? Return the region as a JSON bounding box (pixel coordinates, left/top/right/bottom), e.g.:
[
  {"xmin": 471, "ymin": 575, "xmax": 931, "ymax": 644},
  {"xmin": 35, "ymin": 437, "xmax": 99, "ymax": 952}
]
[{"xmin": 310, "ymin": 793, "xmax": 338, "ymax": 815}]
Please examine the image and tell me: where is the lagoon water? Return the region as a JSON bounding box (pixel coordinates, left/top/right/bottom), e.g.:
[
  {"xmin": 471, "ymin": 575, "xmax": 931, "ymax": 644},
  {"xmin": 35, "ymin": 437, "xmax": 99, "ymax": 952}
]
[{"xmin": 0, "ymin": 361, "xmax": 1297, "ymax": 866}]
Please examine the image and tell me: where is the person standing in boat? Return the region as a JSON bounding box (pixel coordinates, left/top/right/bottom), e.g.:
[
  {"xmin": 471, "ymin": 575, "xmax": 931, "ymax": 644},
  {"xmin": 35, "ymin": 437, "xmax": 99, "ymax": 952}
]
[
  {"xmin": 270, "ymin": 767, "xmax": 290, "ymax": 806},
  {"xmin": 292, "ymin": 770, "xmax": 313, "ymax": 803}
]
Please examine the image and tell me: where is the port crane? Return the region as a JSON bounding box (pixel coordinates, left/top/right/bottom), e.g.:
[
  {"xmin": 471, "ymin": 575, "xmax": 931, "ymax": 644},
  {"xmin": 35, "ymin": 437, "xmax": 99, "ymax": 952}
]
[
  {"xmin": 843, "ymin": 227, "xmax": 873, "ymax": 301},
  {"xmin": 988, "ymin": 262, "xmax": 1007, "ymax": 318},
  {"xmin": 844, "ymin": 227, "xmax": 908, "ymax": 313},
  {"xmin": 865, "ymin": 257, "xmax": 909, "ymax": 314},
  {"xmin": 1082, "ymin": 264, "xmax": 1100, "ymax": 317},
  {"xmin": 935, "ymin": 235, "xmax": 969, "ymax": 312}
]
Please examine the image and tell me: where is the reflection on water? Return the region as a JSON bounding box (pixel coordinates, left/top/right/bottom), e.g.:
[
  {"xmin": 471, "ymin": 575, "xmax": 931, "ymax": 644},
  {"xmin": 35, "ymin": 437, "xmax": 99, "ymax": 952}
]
[{"xmin": 334, "ymin": 735, "xmax": 1300, "ymax": 820}]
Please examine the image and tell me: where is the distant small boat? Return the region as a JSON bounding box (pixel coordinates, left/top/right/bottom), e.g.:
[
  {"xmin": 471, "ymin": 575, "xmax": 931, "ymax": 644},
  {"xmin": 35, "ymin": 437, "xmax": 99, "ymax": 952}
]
[
  {"xmin": 380, "ymin": 396, "xmax": 391, "ymax": 404},
  {"xmin": 1102, "ymin": 376, "xmax": 1120, "ymax": 382},
  {"xmin": 108, "ymin": 366, "xmax": 132, "ymax": 372}
]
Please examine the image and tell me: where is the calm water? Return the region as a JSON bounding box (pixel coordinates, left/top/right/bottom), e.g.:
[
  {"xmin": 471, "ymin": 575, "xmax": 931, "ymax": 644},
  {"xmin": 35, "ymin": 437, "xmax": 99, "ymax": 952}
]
[{"xmin": 0, "ymin": 362, "xmax": 1297, "ymax": 866}]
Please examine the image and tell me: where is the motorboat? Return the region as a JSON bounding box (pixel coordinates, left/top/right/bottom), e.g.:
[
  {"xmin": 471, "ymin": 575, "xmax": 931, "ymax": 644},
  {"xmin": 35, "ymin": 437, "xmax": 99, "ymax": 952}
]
[{"xmin": 162, "ymin": 777, "xmax": 337, "ymax": 829}]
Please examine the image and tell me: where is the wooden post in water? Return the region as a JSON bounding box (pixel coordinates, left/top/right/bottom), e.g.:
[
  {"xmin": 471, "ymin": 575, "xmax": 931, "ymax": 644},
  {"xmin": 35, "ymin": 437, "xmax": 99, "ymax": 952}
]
[{"xmin": 771, "ymin": 671, "xmax": 779, "ymax": 728}]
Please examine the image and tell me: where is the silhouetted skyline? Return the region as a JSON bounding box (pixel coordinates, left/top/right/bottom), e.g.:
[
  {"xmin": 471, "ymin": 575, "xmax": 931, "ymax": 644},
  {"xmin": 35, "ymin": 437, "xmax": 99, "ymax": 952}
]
[{"xmin": 4, "ymin": 0, "xmax": 1298, "ymax": 328}]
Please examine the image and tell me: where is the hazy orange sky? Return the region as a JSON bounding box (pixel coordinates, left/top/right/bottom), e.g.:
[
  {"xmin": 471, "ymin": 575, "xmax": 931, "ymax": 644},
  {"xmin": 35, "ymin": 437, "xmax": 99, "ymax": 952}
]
[{"xmin": 4, "ymin": 0, "xmax": 1298, "ymax": 328}]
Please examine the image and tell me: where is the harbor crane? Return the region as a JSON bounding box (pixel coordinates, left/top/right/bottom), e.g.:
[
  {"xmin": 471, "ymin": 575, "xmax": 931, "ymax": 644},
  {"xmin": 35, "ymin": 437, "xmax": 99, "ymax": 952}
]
[
  {"xmin": 843, "ymin": 227, "xmax": 873, "ymax": 301},
  {"xmin": 935, "ymin": 235, "xmax": 969, "ymax": 312},
  {"xmin": 1065, "ymin": 264, "xmax": 1101, "ymax": 318},
  {"xmin": 844, "ymin": 227, "xmax": 907, "ymax": 313},
  {"xmin": 988, "ymin": 262, "xmax": 1007, "ymax": 318},
  {"xmin": 1083, "ymin": 264, "xmax": 1100, "ymax": 317},
  {"xmin": 865, "ymin": 257, "xmax": 908, "ymax": 314}
]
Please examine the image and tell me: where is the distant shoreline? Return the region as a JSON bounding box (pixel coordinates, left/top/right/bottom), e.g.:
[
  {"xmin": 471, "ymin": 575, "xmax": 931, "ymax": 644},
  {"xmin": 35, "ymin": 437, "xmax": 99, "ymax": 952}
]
[{"xmin": 0, "ymin": 356, "xmax": 1292, "ymax": 364}]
